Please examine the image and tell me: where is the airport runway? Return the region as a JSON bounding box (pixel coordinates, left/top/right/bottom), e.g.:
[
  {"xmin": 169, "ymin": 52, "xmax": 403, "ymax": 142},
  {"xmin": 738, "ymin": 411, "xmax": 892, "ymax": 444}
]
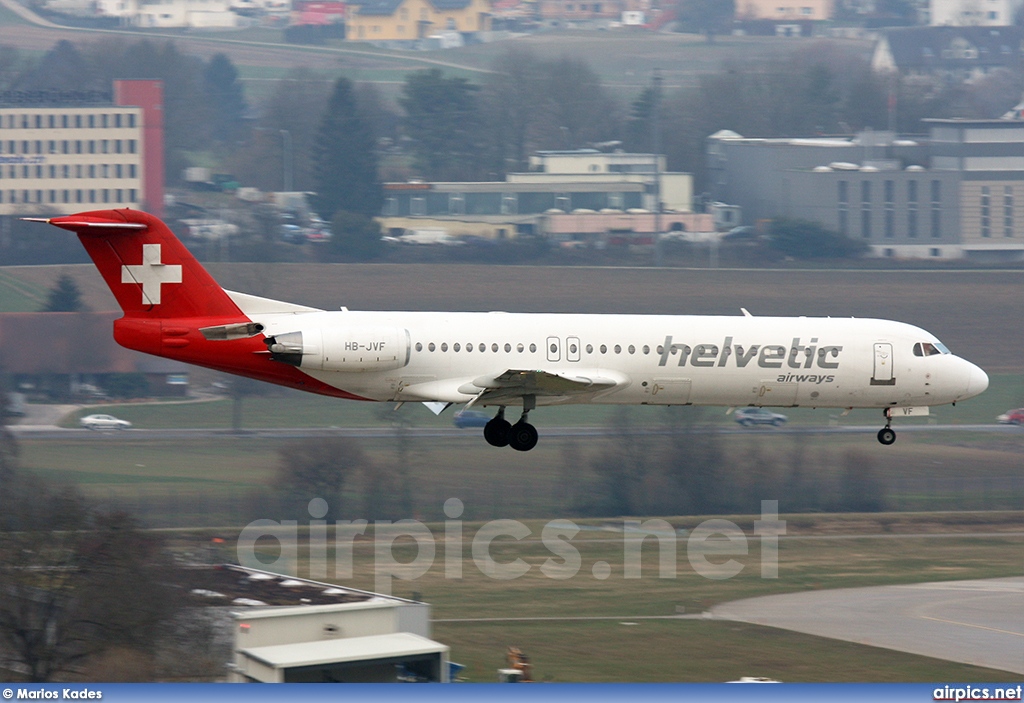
[
  {"xmin": 9, "ymin": 423, "xmax": 1023, "ymax": 441},
  {"xmin": 711, "ymin": 577, "xmax": 1024, "ymax": 675}
]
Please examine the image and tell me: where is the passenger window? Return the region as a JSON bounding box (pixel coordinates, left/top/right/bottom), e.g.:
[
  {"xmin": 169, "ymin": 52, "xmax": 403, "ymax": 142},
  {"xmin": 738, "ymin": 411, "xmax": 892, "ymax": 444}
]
[
  {"xmin": 628, "ymin": 345, "xmax": 635, "ymax": 354},
  {"xmin": 586, "ymin": 344, "xmax": 593, "ymax": 353},
  {"xmin": 600, "ymin": 344, "xmax": 607, "ymax": 354},
  {"xmin": 441, "ymin": 343, "xmax": 448, "ymax": 352},
  {"xmin": 529, "ymin": 343, "xmax": 537, "ymax": 353},
  {"xmin": 428, "ymin": 343, "xmax": 435, "ymax": 352},
  {"xmin": 453, "ymin": 343, "xmax": 460, "ymax": 352},
  {"xmin": 415, "ymin": 342, "xmax": 422, "ymax": 351},
  {"xmin": 479, "ymin": 343, "xmax": 486, "ymax": 352},
  {"xmin": 467, "ymin": 343, "xmax": 473, "ymax": 352},
  {"xmin": 504, "ymin": 343, "xmax": 511, "ymax": 352},
  {"xmin": 614, "ymin": 345, "xmax": 621, "ymax": 354},
  {"xmin": 643, "ymin": 345, "xmax": 650, "ymax": 355},
  {"xmin": 517, "ymin": 343, "xmax": 524, "ymax": 352}
]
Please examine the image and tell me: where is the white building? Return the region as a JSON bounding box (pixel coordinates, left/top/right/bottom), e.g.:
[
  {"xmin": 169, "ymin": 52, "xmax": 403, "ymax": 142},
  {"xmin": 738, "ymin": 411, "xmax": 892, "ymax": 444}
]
[
  {"xmin": 216, "ymin": 566, "xmax": 449, "ymax": 684},
  {"xmin": 516, "ymin": 150, "xmax": 694, "ymax": 212},
  {"xmin": 0, "ymin": 102, "xmax": 144, "ymax": 216},
  {"xmin": 96, "ymin": 0, "xmax": 244, "ymax": 27},
  {"xmin": 929, "ymin": 0, "xmax": 1022, "ymax": 25}
]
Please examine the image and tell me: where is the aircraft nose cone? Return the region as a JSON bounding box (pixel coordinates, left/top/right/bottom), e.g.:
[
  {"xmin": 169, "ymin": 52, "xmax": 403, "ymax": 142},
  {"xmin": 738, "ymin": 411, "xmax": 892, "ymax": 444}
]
[{"xmin": 967, "ymin": 363, "xmax": 989, "ymax": 398}]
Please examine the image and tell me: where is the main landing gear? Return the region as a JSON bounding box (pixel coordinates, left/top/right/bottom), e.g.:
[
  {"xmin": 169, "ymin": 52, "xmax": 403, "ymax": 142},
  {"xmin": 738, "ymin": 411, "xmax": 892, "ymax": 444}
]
[
  {"xmin": 877, "ymin": 409, "xmax": 897, "ymax": 446},
  {"xmin": 483, "ymin": 398, "xmax": 539, "ymax": 452}
]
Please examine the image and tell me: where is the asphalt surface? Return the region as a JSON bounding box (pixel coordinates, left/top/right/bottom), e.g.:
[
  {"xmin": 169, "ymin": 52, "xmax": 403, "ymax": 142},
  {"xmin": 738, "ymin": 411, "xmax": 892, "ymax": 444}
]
[
  {"xmin": 711, "ymin": 577, "xmax": 1024, "ymax": 675},
  {"xmin": 9, "ymin": 423, "xmax": 1024, "ymax": 441}
]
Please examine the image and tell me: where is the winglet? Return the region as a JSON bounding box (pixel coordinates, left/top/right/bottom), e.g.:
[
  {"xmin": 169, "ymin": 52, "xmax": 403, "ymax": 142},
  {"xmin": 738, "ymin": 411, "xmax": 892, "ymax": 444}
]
[{"xmin": 741, "ymin": 308, "xmax": 753, "ymax": 317}]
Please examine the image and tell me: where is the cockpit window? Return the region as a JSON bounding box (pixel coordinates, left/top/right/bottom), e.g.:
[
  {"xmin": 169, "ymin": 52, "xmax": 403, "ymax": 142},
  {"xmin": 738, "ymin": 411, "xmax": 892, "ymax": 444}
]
[{"xmin": 913, "ymin": 342, "xmax": 946, "ymax": 357}]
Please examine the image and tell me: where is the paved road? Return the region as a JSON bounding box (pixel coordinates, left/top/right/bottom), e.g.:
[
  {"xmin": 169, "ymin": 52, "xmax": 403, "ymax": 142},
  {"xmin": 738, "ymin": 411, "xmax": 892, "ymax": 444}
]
[
  {"xmin": 711, "ymin": 577, "xmax": 1024, "ymax": 675},
  {"xmin": 9, "ymin": 423, "xmax": 1024, "ymax": 441}
]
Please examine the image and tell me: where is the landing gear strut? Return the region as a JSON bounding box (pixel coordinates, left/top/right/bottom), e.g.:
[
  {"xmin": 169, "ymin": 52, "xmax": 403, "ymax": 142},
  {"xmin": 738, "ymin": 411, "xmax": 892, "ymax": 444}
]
[
  {"xmin": 483, "ymin": 396, "xmax": 539, "ymax": 451},
  {"xmin": 877, "ymin": 409, "xmax": 896, "ymax": 446}
]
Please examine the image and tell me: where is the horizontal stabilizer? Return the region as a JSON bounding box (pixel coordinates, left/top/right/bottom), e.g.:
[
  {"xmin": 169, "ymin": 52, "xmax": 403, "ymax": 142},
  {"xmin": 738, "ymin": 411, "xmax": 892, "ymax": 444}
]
[{"xmin": 22, "ymin": 216, "xmax": 147, "ymax": 231}]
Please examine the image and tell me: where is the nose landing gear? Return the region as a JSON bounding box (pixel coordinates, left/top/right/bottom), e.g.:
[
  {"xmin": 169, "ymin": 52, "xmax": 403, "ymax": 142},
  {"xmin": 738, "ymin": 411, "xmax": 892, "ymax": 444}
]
[{"xmin": 877, "ymin": 409, "xmax": 897, "ymax": 445}]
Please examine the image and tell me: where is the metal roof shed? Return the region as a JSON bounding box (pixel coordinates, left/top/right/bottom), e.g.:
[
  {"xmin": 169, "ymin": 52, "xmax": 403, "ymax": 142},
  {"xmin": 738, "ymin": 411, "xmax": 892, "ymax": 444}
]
[{"xmin": 236, "ymin": 632, "xmax": 449, "ymax": 683}]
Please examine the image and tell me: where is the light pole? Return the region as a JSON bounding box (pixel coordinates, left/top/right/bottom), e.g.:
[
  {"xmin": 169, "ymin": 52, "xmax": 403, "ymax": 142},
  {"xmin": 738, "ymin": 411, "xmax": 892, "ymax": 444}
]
[
  {"xmin": 280, "ymin": 129, "xmax": 293, "ymax": 193},
  {"xmin": 652, "ymin": 69, "xmax": 664, "ymax": 268},
  {"xmin": 254, "ymin": 127, "xmax": 293, "ymax": 192}
]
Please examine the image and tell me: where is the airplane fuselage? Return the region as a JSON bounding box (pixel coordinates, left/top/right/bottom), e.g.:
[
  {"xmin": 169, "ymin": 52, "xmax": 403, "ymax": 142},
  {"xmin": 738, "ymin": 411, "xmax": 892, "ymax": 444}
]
[{"xmin": 251, "ymin": 309, "xmax": 986, "ymax": 410}]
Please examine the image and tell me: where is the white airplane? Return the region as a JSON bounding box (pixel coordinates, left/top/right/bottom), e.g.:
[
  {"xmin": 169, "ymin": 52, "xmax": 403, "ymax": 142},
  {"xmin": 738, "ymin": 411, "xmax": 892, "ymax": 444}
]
[{"xmin": 28, "ymin": 209, "xmax": 990, "ymax": 451}]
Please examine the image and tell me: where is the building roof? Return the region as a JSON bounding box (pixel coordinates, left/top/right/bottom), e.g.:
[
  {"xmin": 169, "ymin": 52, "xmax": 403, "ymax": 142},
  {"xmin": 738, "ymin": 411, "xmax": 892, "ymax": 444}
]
[
  {"xmin": 239, "ymin": 632, "xmax": 448, "ymax": 669},
  {"xmin": 430, "ymin": 0, "xmax": 472, "ymax": 9},
  {"xmin": 349, "ymin": 0, "xmax": 473, "ymax": 15},
  {"xmin": 878, "ymin": 26, "xmax": 1024, "ymax": 72},
  {"xmin": 348, "ymin": 0, "xmax": 401, "ymax": 14}
]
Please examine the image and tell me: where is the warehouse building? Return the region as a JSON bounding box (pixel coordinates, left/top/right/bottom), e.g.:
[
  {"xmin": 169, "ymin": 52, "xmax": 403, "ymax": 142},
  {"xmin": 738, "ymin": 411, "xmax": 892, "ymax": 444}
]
[{"xmin": 706, "ymin": 114, "xmax": 1024, "ymax": 261}]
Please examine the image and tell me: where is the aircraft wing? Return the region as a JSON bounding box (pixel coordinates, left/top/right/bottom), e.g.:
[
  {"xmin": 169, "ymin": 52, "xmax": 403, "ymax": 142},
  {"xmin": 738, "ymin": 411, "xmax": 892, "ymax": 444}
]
[{"xmin": 458, "ymin": 368, "xmax": 629, "ymax": 405}]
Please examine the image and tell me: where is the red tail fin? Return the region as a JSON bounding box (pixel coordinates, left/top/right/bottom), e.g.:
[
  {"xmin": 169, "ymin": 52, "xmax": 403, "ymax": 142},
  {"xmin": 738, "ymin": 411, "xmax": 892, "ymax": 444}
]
[{"xmin": 41, "ymin": 209, "xmax": 243, "ymax": 320}]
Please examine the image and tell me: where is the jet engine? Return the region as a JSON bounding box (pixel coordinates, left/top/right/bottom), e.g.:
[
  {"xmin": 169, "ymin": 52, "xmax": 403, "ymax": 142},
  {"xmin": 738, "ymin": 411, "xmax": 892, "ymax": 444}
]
[{"xmin": 265, "ymin": 327, "xmax": 410, "ymax": 372}]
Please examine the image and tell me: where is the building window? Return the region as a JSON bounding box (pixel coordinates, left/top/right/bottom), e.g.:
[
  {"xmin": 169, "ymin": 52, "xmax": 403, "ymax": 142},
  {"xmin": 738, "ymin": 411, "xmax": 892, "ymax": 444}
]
[
  {"xmin": 907, "ymin": 180, "xmax": 918, "ymax": 238},
  {"xmin": 501, "ymin": 194, "xmax": 518, "ymax": 215},
  {"xmin": 88, "ymin": 115, "xmax": 95, "ymax": 128},
  {"xmin": 448, "ymin": 193, "xmax": 465, "ymax": 215},
  {"xmin": 410, "ymin": 196, "xmax": 426, "ymax": 216},
  {"xmin": 1004, "ymin": 186, "xmax": 1013, "ymax": 237},
  {"xmin": 127, "ymin": 114, "xmax": 136, "ymax": 128},
  {"xmin": 861, "ymin": 180, "xmax": 872, "ymax": 239},
  {"xmin": 981, "ymin": 186, "xmax": 991, "ymax": 237},
  {"xmin": 128, "ymin": 165, "xmax": 136, "ymax": 178},
  {"xmin": 884, "ymin": 179, "xmax": 894, "ymax": 238},
  {"xmin": 127, "ymin": 140, "xmax": 136, "ymax": 153},
  {"xmin": 931, "ymin": 180, "xmax": 942, "ymax": 238}
]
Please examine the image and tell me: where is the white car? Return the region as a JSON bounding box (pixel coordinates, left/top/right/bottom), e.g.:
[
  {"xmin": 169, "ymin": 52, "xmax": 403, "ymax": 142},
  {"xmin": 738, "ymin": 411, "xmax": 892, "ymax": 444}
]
[
  {"xmin": 80, "ymin": 414, "xmax": 132, "ymax": 430},
  {"xmin": 734, "ymin": 407, "xmax": 788, "ymax": 427}
]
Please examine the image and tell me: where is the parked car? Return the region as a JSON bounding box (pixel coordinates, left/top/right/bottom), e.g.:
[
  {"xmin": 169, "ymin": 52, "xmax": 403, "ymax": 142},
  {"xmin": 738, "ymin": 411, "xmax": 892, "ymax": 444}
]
[
  {"xmin": 453, "ymin": 410, "xmax": 490, "ymax": 428},
  {"xmin": 996, "ymin": 408, "xmax": 1024, "ymax": 425},
  {"xmin": 80, "ymin": 414, "xmax": 132, "ymax": 430},
  {"xmin": 734, "ymin": 407, "xmax": 787, "ymax": 427}
]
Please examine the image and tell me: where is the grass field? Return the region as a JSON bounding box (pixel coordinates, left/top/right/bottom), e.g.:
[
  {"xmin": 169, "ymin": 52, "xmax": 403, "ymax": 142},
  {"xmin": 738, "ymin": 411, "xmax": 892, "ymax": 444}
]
[{"xmin": 173, "ymin": 514, "xmax": 1024, "ymax": 681}]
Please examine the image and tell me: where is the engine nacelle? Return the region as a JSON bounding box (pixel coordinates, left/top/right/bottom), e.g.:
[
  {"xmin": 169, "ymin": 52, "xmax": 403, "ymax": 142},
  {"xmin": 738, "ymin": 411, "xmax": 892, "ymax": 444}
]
[{"xmin": 266, "ymin": 327, "xmax": 410, "ymax": 372}]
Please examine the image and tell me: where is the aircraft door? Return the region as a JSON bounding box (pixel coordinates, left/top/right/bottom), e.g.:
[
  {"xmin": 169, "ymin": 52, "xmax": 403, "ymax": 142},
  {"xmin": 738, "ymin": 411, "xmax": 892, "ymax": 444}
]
[
  {"xmin": 872, "ymin": 342, "xmax": 895, "ymax": 385},
  {"xmin": 567, "ymin": 336, "xmax": 581, "ymax": 362},
  {"xmin": 546, "ymin": 336, "xmax": 561, "ymax": 362}
]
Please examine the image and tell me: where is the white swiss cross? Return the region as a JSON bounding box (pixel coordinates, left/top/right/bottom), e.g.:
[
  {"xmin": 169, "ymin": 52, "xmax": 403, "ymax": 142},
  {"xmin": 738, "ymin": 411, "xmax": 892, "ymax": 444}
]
[{"xmin": 121, "ymin": 244, "xmax": 182, "ymax": 305}]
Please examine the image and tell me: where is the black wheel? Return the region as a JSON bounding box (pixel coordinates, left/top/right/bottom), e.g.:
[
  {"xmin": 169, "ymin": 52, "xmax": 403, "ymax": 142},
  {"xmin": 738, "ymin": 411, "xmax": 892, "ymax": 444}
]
[
  {"xmin": 772, "ymin": 419, "xmax": 784, "ymax": 427},
  {"xmin": 484, "ymin": 417, "xmax": 511, "ymax": 447},
  {"xmin": 877, "ymin": 427, "xmax": 896, "ymax": 446},
  {"xmin": 508, "ymin": 421, "xmax": 539, "ymax": 452}
]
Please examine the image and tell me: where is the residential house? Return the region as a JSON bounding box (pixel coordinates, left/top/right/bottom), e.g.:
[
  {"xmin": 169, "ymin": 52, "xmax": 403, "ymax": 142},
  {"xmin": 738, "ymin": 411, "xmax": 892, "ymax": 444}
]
[
  {"xmin": 871, "ymin": 26, "xmax": 1024, "ymax": 82},
  {"xmin": 345, "ymin": 0, "xmax": 491, "ymax": 42}
]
